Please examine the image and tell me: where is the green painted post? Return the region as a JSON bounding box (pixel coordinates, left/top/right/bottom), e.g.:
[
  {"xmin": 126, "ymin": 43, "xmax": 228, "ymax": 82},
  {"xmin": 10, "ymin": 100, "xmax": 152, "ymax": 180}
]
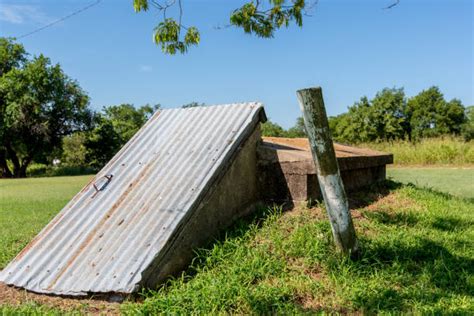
[{"xmin": 296, "ymin": 87, "xmax": 359, "ymax": 256}]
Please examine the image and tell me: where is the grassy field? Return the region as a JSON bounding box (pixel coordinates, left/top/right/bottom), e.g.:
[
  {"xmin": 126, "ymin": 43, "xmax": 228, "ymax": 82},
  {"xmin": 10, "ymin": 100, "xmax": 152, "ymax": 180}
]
[
  {"xmin": 387, "ymin": 167, "xmax": 474, "ymax": 200},
  {"xmin": 0, "ymin": 175, "xmax": 473, "ymax": 314},
  {"xmin": 360, "ymin": 137, "xmax": 474, "ymax": 166},
  {"xmin": 0, "ymin": 176, "xmax": 92, "ymax": 269}
]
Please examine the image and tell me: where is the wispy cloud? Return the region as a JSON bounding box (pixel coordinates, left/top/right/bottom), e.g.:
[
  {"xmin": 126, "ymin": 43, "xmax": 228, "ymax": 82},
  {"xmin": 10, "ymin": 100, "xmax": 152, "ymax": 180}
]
[
  {"xmin": 139, "ymin": 65, "xmax": 153, "ymax": 73},
  {"xmin": 0, "ymin": 4, "xmax": 53, "ymax": 25}
]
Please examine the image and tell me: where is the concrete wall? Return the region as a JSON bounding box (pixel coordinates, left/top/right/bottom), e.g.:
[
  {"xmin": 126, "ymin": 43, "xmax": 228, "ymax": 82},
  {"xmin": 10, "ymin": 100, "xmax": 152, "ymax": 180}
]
[{"xmin": 141, "ymin": 126, "xmax": 262, "ymax": 288}]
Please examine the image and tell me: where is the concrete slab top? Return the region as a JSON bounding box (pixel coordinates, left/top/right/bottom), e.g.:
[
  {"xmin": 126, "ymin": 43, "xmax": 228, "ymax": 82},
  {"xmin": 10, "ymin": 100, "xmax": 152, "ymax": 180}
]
[{"xmin": 260, "ymin": 137, "xmax": 393, "ymax": 172}]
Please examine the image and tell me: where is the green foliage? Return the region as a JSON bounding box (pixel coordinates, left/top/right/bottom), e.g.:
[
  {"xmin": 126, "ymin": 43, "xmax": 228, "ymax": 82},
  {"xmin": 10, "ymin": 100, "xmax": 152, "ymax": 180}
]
[
  {"xmin": 261, "ymin": 117, "xmax": 306, "ymax": 138},
  {"xmin": 261, "ymin": 120, "xmax": 287, "ymax": 137},
  {"xmin": 133, "ymin": 0, "xmax": 308, "ymax": 54},
  {"xmin": 230, "ymin": 0, "xmax": 305, "ymax": 38},
  {"xmin": 26, "ymin": 163, "xmax": 95, "ymax": 177},
  {"xmin": 330, "ymin": 88, "xmax": 408, "ymax": 143},
  {"xmin": 330, "ymin": 86, "xmax": 467, "ymax": 144},
  {"xmin": 407, "ymin": 87, "xmax": 466, "ymax": 139},
  {"xmin": 286, "ymin": 116, "xmax": 306, "ymax": 137},
  {"xmin": 153, "ymin": 19, "xmax": 200, "ymax": 54},
  {"xmin": 85, "ymin": 116, "xmax": 122, "ymax": 169},
  {"xmin": 61, "ymin": 132, "xmax": 87, "ymax": 166},
  {"xmin": 0, "ymin": 38, "xmax": 92, "ymax": 178},
  {"xmin": 0, "ymin": 37, "xmax": 26, "ymax": 76}
]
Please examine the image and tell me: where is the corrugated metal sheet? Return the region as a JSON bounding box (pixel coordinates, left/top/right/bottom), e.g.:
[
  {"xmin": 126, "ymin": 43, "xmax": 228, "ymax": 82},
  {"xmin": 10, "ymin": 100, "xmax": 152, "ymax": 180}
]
[{"xmin": 0, "ymin": 103, "xmax": 265, "ymax": 296}]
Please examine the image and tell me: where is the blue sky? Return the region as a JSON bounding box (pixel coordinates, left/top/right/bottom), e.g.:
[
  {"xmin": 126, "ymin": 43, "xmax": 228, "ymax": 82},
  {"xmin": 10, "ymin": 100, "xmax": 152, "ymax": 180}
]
[{"xmin": 0, "ymin": 0, "xmax": 472, "ymax": 128}]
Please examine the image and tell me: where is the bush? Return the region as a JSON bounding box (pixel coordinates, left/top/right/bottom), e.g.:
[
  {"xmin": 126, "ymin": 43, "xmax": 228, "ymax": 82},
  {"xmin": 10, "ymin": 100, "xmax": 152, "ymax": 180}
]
[{"xmin": 27, "ymin": 163, "xmax": 96, "ymax": 177}]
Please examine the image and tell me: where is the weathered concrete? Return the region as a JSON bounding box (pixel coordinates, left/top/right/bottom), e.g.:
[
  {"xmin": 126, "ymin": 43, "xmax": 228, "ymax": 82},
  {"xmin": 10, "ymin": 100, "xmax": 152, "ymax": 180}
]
[
  {"xmin": 258, "ymin": 137, "xmax": 393, "ymax": 202},
  {"xmin": 142, "ymin": 127, "xmax": 263, "ymax": 288}
]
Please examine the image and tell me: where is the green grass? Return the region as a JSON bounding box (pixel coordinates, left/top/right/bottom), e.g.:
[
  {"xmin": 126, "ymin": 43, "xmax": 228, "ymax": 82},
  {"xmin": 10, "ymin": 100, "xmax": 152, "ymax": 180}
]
[
  {"xmin": 360, "ymin": 137, "xmax": 474, "ymax": 165},
  {"xmin": 388, "ymin": 167, "xmax": 474, "ymax": 200},
  {"xmin": 0, "ymin": 175, "xmax": 92, "ymax": 269},
  {"xmin": 1, "ymin": 177, "xmax": 473, "ymax": 314}
]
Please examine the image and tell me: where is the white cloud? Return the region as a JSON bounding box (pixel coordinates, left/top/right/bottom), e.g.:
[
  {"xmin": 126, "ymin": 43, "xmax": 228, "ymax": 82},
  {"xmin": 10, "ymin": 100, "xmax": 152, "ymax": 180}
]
[
  {"xmin": 139, "ymin": 65, "xmax": 153, "ymax": 73},
  {"xmin": 0, "ymin": 4, "xmax": 53, "ymax": 25}
]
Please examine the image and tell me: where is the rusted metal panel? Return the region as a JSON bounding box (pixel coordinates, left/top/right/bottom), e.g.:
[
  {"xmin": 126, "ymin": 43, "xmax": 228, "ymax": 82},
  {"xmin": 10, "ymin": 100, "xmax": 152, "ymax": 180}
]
[{"xmin": 0, "ymin": 103, "xmax": 265, "ymax": 296}]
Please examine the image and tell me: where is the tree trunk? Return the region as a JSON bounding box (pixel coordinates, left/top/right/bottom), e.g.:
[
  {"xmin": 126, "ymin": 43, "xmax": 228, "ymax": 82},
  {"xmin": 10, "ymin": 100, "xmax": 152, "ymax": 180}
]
[
  {"xmin": 296, "ymin": 87, "xmax": 359, "ymax": 256},
  {"xmin": 5, "ymin": 142, "xmax": 21, "ymax": 177},
  {"xmin": 18, "ymin": 157, "xmax": 32, "ymax": 178},
  {"xmin": 0, "ymin": 150, "xmax": 13, "ymax": 178}
]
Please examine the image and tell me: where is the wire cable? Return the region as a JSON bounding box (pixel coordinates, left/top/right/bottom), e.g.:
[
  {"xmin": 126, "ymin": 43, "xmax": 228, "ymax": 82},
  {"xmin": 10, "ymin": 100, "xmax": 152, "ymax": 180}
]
[{"xmin": 15, "ymin": 0, "xmax": 102, "ymax": 39}]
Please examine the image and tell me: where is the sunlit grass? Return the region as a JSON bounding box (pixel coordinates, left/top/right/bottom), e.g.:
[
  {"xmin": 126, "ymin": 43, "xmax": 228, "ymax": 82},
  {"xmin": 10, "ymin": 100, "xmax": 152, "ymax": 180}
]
[
  {"xmin": 0, "ymin": 175, "xmax": 92, "ymax": 269},
  {"xmin": 360, "ymin": 137, "xmax": 474, "ymax": 165},
  {"xmin": 388, "ymin": 167, "xmax": 474, "ymax": 200},
  {"xmin": 0, "ymin": 177, "xmax": 472, "ymax": 314}
]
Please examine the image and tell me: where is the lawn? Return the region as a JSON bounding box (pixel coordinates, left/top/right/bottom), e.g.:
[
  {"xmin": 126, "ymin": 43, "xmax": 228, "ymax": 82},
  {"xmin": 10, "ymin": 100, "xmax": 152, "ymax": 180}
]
[
  {"xmin": 0, "ymin": 175, "xmax": 92, "ymax": 269},
  {"xmin": 0, "ymin": 175, "xmax": 473, "ymax": 314},
  {"xmin": 387, "ymin": 167, "xmax": 474, "ymax": 200}
]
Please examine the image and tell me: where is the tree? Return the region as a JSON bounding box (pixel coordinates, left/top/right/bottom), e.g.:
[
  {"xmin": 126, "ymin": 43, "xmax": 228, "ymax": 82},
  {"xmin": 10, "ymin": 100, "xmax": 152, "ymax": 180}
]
[
  {"xmin": 61, "ymin": 132, "xmax": 87, "ymax": 166},
  {"xmin": 368, "ymin": 87, "xmax": 408, "ymax": 141},
  {"xmin": 407, "ymin": 86, "xmax": 466, "ymax": 139},
  {"xmin": 85, "ymin": 103, "xmax": 159, "ymax": 169},
  {"xmin": 104, "ymin": 103, "xmax": 158, "ymax": 143},
  {"xmin": 286, "ymin": 116, "xmax": 306, "ymax": 137},
  {"xmin": 329, "ymin": 113, "xmax": 351, "ymax": 142},
  {"xmin": 85, "ymin": 116, "xmax": 122, "ymax": 169},
  {"xmin": 261, "ymin": 120, "xmax": 286, "ymax": 137},
  {"xmin": 0, "ymin": 38, "xmax": 26, "ymax": 177},
  {"xmin": 0, "ymin": 38, "xmax": 91, "ymax": 178},
  {"xmin": 133, "ymin": 0, "xmax": 309, "ymax": 54}
]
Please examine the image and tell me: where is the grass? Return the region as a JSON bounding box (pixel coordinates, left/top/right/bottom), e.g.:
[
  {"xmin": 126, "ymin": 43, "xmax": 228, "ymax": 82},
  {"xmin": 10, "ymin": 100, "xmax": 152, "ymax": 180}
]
[
  {"xmin": 0, "ymin": 175, "xmax": 92, "ymax": 269},
  {"xmin": 388, "ymin": 167, "xmax": 474, "ymax": 200},
  {"xmin": 360, "ymin": 137, "xmax": 474, "ymax": 166},
  {"xmin": 1, "ymin": 176, "xmax": 473, "ymax": 314}
]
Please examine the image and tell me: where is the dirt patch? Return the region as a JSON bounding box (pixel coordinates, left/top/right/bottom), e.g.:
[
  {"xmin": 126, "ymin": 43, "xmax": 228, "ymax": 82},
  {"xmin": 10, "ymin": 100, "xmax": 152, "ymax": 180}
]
[
  {"xmin": 363, "ymin": 192, "xmax": 421, "ymax": 214},
  {"xmin": 0, "ymin": 282, "xmax": 121, "ymax": 315}
]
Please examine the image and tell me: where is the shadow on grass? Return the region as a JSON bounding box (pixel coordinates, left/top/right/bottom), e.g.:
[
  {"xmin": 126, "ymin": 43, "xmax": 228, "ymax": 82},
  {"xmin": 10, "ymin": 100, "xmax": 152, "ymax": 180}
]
[
  {"xmin": 364, "ymin": 210, "xmax": 419, "ymax": 227},
  {"xmin": 431, "ymin": 216, "xmax": 473, "ymax": 232},
  {"xmin": 347, "ymin": 180, "xmax": 403, "ymax": 209},
  {"xmin": 138, "ymin": 180, "xmax": 472, "ymax": 313},
  {"xmin": 346, "ymin": 237, "xmax": 474, "ymax": 312}
]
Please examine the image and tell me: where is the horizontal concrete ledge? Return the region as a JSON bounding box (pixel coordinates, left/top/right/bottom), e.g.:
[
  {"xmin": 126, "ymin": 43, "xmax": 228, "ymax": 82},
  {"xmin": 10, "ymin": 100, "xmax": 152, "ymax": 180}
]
[
  {"xmin": 258, "ymin": 137, "xmax": 393, "ymax": 202},
  {"xmin": 259, "ymin": 137, "xmax": 393, "ymax": 174}
]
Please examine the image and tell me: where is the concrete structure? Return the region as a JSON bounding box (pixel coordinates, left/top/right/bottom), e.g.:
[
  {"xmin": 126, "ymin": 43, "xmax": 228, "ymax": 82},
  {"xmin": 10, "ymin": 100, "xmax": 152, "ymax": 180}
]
[
  {"xmin": 258, "ymin": 137, "xmax": 393, "ymax": 202},
  {"xmin": 0, "ymin": 104, "xmax": 392, "ymax": 298},
  {"xmin": 0, "ymin": 103, "xmax": 267, "ymax": 296}
]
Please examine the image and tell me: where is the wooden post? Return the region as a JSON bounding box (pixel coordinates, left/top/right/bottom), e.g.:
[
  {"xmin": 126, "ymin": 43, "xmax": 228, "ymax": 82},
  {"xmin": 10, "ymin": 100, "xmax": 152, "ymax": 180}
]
[{"xmin": 296, "ymin": 87, "xmax": 359, "ymax": 256}]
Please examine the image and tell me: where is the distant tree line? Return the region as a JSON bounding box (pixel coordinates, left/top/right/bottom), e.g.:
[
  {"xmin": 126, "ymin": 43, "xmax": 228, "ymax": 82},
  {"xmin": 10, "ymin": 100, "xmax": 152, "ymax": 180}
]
[
  {"xmin": 262, "ymin": 87, "xmax": 472, "ymax": 143},
  {"xmin": 0, "ymin": 38, "xmax": 213, "ymax": 178},
  {"xmin": 0, "ymin": 38, "xmax": 160, "ymax": 177},
  {"xmin": 1, "ymin": 37, "xmax": 471, "ymax": 177}
]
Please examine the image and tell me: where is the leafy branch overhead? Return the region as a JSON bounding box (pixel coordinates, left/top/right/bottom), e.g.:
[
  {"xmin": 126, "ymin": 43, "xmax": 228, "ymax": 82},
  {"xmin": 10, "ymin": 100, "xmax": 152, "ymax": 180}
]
[{"xmin": 133, "ymin": 0, "xmax": 310, "ymax": 54}]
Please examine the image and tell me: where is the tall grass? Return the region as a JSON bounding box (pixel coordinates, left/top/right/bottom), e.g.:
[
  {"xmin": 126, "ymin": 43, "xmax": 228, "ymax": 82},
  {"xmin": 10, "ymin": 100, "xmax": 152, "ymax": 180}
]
[{"xmin": 359, "ymin": 137, "xmax": 474, "ymax": 165}]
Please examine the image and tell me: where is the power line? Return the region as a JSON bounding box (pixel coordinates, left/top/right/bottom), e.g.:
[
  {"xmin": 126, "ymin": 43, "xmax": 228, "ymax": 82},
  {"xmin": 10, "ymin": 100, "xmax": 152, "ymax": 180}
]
[{"xmin": 15, "ymin": 0, "xmax": 102, "ymax": 39}]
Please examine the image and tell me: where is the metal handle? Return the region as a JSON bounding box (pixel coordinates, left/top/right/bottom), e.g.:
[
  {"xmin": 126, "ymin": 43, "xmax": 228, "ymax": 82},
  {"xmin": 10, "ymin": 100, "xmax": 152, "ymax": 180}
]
[{"xmin": 92, "ymin": 174, "xmax": 113, "ymax": 193}]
